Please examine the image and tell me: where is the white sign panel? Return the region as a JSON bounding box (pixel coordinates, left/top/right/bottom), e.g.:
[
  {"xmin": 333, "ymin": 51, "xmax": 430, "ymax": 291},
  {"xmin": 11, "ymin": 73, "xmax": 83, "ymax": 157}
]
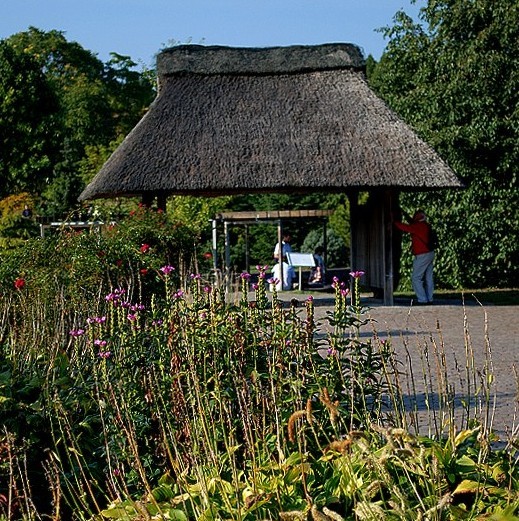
[{"xmin": 286, "ymin": 252, "xmax": 315, "ymax": 267}]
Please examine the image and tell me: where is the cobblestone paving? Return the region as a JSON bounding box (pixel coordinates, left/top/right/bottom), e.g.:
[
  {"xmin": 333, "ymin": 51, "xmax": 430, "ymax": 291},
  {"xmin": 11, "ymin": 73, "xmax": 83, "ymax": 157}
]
[{"xmin": 280, "ymin": 293, "xmax": 519, "ymax": 441}]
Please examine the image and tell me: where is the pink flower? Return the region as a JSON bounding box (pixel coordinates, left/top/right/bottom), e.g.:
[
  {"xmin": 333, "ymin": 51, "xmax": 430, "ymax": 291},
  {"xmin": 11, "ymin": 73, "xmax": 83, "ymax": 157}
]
[
  {"xmin": 94, "ymin": 339, "xmax": 108, "ymax": 347},
  {"xmin": 160, "ymin": 265, "xmax": 175, "ymax": 275},
  {"xmin": 105, "ymin": 288, "xmax": 125, "ymax": 302},
  {"xmin": 350, "ymin": 270, "xmax": 365, "ymax": 279},
  {"xmin": 98, "ymin": 351, "xmax": 111, "ymax": 359},
  {"xmin": 69, "ymin": 329, "xmax": 85, "ymax": 337},
  {"xmin": 240, "ymin": 272, "xmax": 251, "ymax": 280}
]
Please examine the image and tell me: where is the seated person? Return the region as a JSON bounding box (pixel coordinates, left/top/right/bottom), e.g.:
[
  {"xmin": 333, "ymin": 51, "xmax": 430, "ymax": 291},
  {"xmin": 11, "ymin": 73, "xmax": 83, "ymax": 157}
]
[
  {"xmin": 308, "ymin": 247, "xmax": 325, "ymax": 285},
  {"xmin": 271, "ymin": 256, "xmax": 295, "ymax": 291}
]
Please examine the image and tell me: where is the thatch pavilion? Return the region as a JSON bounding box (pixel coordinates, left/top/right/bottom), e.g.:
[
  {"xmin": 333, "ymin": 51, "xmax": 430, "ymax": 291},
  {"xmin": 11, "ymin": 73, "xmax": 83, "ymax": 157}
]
[{"xmin": 79, "ymin": 43, "xmax": 463, "ymax": 304}]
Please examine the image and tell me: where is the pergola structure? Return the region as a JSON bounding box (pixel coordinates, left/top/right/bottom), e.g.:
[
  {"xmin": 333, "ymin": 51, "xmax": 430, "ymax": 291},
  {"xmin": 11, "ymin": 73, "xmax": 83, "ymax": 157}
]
[
  {"xmin": 79, "ymin": 43, "xmax": 463, "ymax": 305},
  {"xmin": 212, "ymin": 209, "xmax": 333, "ymax": 284}
]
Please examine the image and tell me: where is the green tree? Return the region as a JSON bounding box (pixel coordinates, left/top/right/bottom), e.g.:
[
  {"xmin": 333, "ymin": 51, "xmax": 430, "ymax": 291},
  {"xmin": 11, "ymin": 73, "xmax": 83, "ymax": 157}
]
[
  {"xmin": 369, "ymin": 0, "xmax": 519, "ymax": 288},
  {"xmin": 3, "ymin": 28, "xmax": 155, "ymax": 217},
  {"xmin": 104, "ymin": 52, "xmax": 156, "ymax": 138},
  {"xmin": 0, "ymin": 40, "xmax": 59, "ymax": 198}
]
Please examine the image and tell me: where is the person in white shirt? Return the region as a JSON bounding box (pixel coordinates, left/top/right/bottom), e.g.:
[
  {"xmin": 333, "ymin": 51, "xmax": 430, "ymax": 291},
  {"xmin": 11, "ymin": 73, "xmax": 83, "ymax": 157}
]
[
  {"xmin": 273, "ymin": 233, "xmax": 292, "ymax": 260},
  {"xmin": 271, "ymin": 256, "xmax": 295, "ymax": 291}
]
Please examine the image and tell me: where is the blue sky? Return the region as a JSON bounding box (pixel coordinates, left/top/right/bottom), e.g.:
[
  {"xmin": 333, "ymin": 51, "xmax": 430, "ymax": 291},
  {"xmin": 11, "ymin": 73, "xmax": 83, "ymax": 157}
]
[{"xmin": 2, "ymin": 0, "xmax": 425, "ymax": 67}]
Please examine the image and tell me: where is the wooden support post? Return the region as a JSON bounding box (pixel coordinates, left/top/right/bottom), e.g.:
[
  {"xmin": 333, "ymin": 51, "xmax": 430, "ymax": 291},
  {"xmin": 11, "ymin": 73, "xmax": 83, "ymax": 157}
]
[
  {"xmin": 224, "ymin": 221, "xmax": 231, "ymax": 291},
  {"xmin": 277, "ymin": 220, "xmax": 284, "ymax": 291},
  {"xmin": 245, "ymin": 224, "xmax": 250, "ymax": 274},
  {"xmin": 211, "ymin": 219, "xmax": 218, "ymax": 283},
  {"xmin": 383, "ymin": 190, "xmax": 395, "ymax": 306}
]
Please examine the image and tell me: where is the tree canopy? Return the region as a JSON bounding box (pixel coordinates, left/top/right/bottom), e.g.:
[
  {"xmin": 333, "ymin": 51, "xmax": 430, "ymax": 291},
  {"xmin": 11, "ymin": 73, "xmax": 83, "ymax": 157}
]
[
  {"xmin": 369, "ymin": 0, "xmax": 519, "ymax": 288},
  {"xmin": 0, "ymin": 28, "xmax": 155, "ymax": 215},
  {"xmin": 0, "ymin": 39, "xmax": 59, "ymax": 198},
  {"xmin": 1, "ymin": 16, "xmax": 518, "ymax": 287}
]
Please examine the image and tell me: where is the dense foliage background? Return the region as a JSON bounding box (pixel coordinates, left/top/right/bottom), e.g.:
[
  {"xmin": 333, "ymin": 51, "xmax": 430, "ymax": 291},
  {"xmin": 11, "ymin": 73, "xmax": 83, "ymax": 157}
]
[
  {"xmin": 368, "ymin": 0, "xmax": 519, "ymax": 288},
  {"xmin": 0, "ymin": 27, "xmax": 155, "ymax": 215},
  {"xmin": 1, "ymin": 226, "xmax": 518, "ymax": 519},
  {"xmin": 1, "ymin": 0, "xmax": 518, "ymax": 289}
]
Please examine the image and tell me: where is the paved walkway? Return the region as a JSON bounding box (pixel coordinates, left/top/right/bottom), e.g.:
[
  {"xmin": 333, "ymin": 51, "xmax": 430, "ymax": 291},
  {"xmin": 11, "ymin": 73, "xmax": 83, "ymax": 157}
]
[{"xmin": 276, "ymin": 291, "xmax": 519, "ymax": 441}]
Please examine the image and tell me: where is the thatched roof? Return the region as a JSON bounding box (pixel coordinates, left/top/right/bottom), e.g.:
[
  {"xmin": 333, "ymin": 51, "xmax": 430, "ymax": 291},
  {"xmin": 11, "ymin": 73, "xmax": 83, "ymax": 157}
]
[{"xmin": 79, "ymin": 43, "xmax": 462, "ymax": 201}]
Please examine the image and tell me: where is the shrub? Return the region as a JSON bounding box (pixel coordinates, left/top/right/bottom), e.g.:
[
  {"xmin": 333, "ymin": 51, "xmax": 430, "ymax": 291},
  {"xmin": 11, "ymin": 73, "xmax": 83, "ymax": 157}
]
[
  {"xmin": 1, "ymin": 232, "xmax": 519, "ymax": 520},
  {"xmin": 0, "ymin": 193, "xmax": 39, "ymax": 250}
]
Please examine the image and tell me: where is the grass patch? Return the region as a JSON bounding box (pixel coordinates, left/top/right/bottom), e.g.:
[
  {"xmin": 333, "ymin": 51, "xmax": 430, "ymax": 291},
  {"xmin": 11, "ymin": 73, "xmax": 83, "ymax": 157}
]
[{"xmin": 395, "ymin": 288, "xmax": 519, "ymax": 306}]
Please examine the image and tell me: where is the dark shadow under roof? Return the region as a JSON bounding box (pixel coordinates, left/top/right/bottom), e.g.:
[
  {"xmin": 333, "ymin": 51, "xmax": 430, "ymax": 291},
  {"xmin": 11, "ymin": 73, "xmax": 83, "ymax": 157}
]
[{"xmin": 80, "ymin": 43, "xmax": 462, "ymax": 201}]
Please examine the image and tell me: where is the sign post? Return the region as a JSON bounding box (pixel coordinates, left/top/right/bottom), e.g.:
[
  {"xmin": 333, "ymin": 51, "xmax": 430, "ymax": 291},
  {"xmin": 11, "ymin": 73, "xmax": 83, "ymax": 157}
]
[{"xmin": 286, "ymin": 252, "xmax": 316, "ymax": 290}]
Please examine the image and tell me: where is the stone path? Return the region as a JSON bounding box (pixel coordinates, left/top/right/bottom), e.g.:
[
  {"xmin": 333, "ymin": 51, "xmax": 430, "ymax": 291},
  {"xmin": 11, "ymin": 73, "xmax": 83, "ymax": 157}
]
[{"xmin": 278, "ymin": 292, "xmax": 519, "ymax": 441}]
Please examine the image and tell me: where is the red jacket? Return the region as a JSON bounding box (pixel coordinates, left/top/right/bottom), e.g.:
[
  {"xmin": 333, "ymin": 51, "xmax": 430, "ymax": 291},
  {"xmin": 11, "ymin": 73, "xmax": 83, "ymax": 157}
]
[{"xmin": 394, "ymin": 220, "xmax": 432, "ymax": 255}]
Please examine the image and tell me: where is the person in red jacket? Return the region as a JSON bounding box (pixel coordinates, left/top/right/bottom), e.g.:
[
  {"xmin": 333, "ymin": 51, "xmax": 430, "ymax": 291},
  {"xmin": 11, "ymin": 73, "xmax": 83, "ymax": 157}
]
[{"xmin": 394, "ymin": 209, "xmax": 435, "ymax": 305}]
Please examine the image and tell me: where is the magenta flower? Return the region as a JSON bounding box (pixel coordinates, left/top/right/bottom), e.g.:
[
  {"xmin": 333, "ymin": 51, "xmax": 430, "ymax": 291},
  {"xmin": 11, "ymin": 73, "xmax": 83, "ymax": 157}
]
[
  {"xmin": 350, "ymin": 270, "xmax": 365, "ymax": 279},
  {"xmin": 306, "ymin": 295, "xmax": 314, "ymax": 302},
  {"xmin": 252, "ymin": 283, "xmax": 259, "ymax": 290},
  {"xmin": 105, "ymin": 288, "xmax": 125, "ymax": 302},
  {"xmin": 340, "ymin": 288, "xmax": 350, "ymax": 297},
  {"xmin": 69, "ymin": 329, "xmax": 85, "ymax": 337},
  {"xmin": 203, "ymin": 285, "xmax": 212, "ymax": 293},
  {"xmin": 256, "ymin": 265, "xmax": 269, "ymax": 278},
  {"xmin": 240, "ymin": 272, "xmax": 251, "ymax": 280},
  {"xmin": 127, "ymin": 313, "xmax": 137, "ymax": 321},
  {"xmin": 173, "ymin": 290, "xmax": 185, "ymax": 299},
  {"xmin": 190, "ymin": 273, "xmax": 202, "ymax": 280},
  {"xmin": 98, "ymin": 351, "xmax": 111, "ymax": 359},
  {"xmin": 268, "ymin": 277, "xmax": 279, "ymax": 285},
  {"xmin": 160, "ymin": 265, "xmax": 175, "ymax": 275},
  {"xmin": 94, "ymin": 339, "xmax": 108, "ymax": 347}
]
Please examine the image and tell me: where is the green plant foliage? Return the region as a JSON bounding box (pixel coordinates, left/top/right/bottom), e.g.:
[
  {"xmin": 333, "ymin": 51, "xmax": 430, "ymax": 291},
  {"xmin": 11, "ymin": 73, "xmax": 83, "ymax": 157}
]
[
  {"xmin": 2, "ymin": 28, "xmax": 155, "ymax": 217},
  {"xmin": 0, "ymin": 40, "xmax": 58, "ymax": 198},
  {"xmin": 301, "ymin": 227, "xmax": 349, "ymax": 269},
  {"xmin": 2, "ymin": 245, "xmax": 519, "ymax": 519},
  {"xmin": 0, "ymin": 193, "xmax": 40, "ymax": 250},
  {"xmin": 369, "ymin": 1, "xmax": 519, "ymax": 288},
  {"xmin": 0, "ymin": 206, "xmax": 196, "ymax": 304}
]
